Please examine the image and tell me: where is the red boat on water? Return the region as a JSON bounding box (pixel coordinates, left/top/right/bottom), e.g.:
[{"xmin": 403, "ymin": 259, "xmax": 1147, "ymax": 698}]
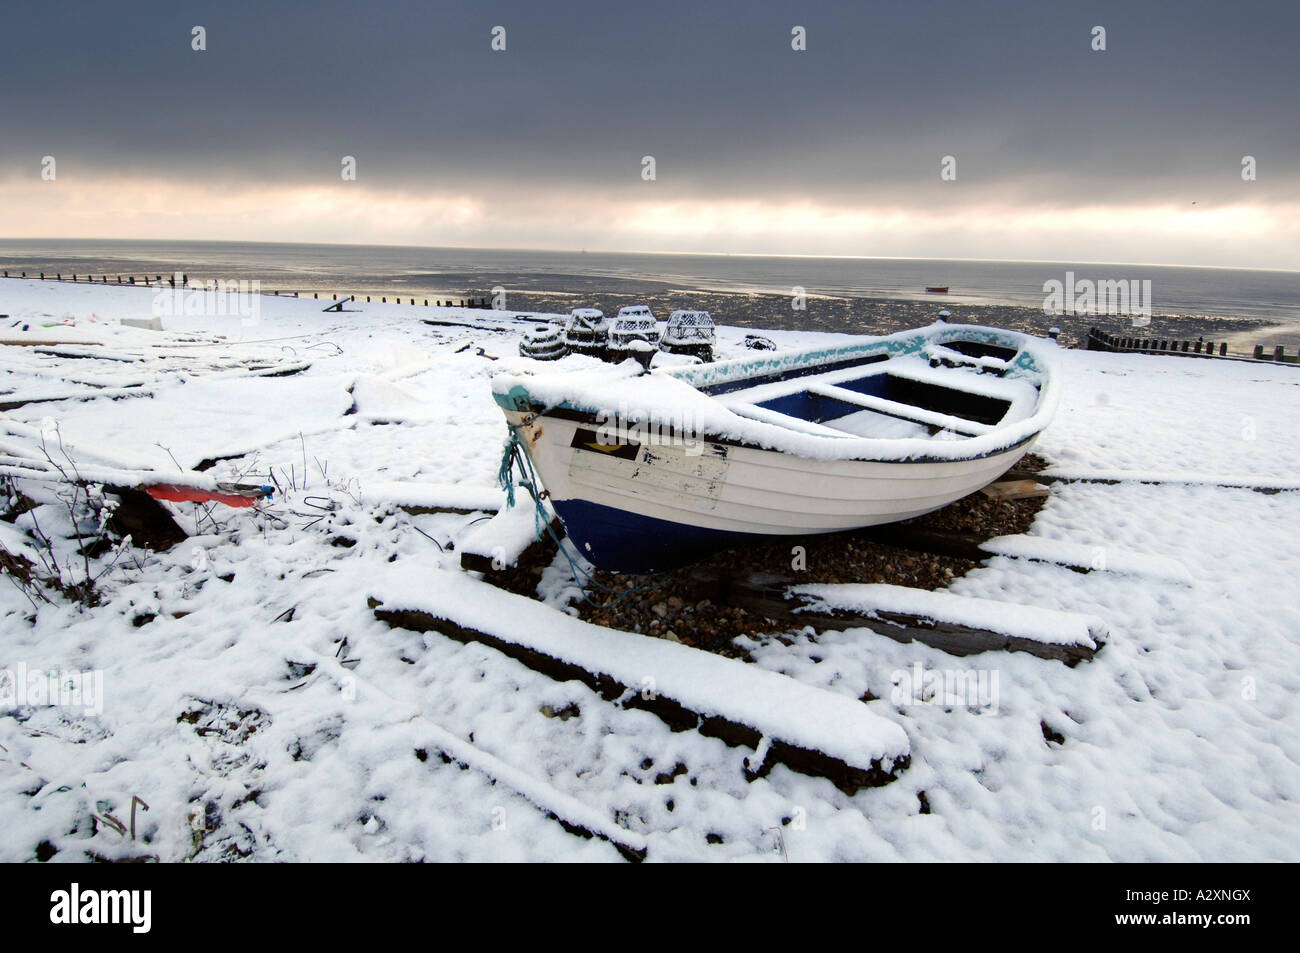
[{"xmin": 926, "ymin": 286, "xmax": 949, "ymax": 294}]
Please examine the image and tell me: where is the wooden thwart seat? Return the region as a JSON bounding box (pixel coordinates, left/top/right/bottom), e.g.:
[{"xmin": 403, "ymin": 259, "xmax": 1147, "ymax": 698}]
[{"xmin": 805, "ymin": 382, "xmax": 994, "ymax": 436}]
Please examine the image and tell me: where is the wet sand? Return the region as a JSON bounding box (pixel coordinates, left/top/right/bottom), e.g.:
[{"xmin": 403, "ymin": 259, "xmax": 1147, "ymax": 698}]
[{"xmin": 1221, "ymin": 321, "xmax": 1300, "ymax": 354}]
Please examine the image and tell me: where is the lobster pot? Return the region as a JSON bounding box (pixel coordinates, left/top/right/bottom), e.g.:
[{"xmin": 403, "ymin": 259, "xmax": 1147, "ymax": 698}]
[
  {"xmin": 562, "ymin": 307, "xmax": 609, "ymax": 360},
  {"xmin": 520, "ymin": 324, "xmax": 568, "ymax": 361},
  {"xmin": 661, "ymin": 309, "xmax": 716, "ymax": 362}
]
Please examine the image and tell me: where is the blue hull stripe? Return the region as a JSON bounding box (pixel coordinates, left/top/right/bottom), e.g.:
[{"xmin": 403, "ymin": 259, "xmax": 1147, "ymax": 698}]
[{"xmin": 550, "ymin": 498, "xmax": 764, "ymax": 574}]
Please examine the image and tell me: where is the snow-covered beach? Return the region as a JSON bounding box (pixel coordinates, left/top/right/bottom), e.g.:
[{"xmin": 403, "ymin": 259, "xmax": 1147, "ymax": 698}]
[{"xmin": 2, "ymin": 276, "xmax": 1298, "ymax": 862}]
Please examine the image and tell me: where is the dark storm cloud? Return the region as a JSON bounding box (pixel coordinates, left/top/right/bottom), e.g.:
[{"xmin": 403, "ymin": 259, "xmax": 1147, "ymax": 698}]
[{"xmin": 1, "ymin": 0, "xmax": 1297, "ymax": 205}]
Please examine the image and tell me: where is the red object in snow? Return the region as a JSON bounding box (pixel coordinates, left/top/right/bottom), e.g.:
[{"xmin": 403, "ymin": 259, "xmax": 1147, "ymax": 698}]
[{"xmin": 143, "ymin": 483, "xmax": 265, "ymax": 508}]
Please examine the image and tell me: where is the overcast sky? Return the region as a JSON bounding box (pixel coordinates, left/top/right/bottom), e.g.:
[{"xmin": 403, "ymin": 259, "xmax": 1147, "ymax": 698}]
[{"xmin": 2, "ymin": 0, "xmax": 1297, "ymax": 266}]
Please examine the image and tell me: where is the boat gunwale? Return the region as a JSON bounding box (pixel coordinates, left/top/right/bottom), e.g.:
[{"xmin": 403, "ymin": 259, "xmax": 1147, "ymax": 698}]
[
  {"xmin": 508, "ymin": 403, "xmax": 1041, "ymax": 466},
  {"xmin": 494, "ymin": 323, "xmax": 1058, "ymax": 465}
]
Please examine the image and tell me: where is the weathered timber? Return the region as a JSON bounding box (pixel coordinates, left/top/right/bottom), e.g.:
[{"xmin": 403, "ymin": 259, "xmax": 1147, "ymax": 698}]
[
  {"xmin": 1000, "ymin": 469, "xmax": 1297, "ymax": 495},
  {"xmin": 682, "ymin": 569, "xmax": 1097, "ymax": 665},
  {"xmin": 978, "ymin": 479, "xmax": 1050, "ymax": 501},
  {"xmin": 0, "ymin": 387, "xmax": 153, "ymax": 412},
  {"xmin": 372, "ymin": 602, "xmax": 906, "ymax": 794},
  {"xmin": 421, "ymin": 317, "xmax": 515, "ymax": 332},
  {"xmin": 321, "ymin": 295, "xmax": 355, "ymax": 313},
  {"xmin": 851, "ymin": 522, "xmax": 993, "ymax": 562},
  {"xmin": 459, "ymin": 517, "xmax": 562, "ymax": 574},
  {"xmin": 398, "ymin": 501, "xmax": 499, "ymax": 516}
]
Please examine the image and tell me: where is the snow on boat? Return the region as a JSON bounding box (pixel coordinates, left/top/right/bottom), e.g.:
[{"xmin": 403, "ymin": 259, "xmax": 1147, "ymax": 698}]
[{"xmin": 492, "ymin": 323, "xmax": 1060, "ymax": 573}]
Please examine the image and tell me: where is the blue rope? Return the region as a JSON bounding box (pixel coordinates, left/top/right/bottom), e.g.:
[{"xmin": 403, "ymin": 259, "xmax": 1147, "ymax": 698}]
[
  {"xmin": 496, "ymin": 423, "xmax": 657, "ymax": 609},
  {"xmin": 496, "ymin": 432, "xmax": 519, "ymax": 509}
]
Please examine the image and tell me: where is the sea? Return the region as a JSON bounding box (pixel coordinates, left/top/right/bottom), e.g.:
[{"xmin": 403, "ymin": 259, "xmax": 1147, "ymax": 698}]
[{"xmin": 1, "ymin": 239, "xmax": 1297, "ymax": 326}]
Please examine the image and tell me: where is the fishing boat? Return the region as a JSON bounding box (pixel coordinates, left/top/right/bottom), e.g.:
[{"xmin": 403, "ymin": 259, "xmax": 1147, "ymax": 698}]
[
  {"xmin": 493, "ymin": 323, "xmax": 1059, "ymax": 573},
  {"xmin": 925, "ymin": 286, "xmax": 949, "ymax": 294}
]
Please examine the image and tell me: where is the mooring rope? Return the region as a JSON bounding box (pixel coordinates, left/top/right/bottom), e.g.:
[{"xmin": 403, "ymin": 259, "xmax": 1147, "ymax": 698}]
[{"xmin": 496, "ymin": 422, "xmax": 654, "ymax": 609}]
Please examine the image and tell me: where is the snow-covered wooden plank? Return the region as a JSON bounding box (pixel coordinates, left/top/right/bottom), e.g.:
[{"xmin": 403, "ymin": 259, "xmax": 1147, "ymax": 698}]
[
  {"xmin": 0, "ymin": 385, "xmax": 157, "ymax": 411},
  {"xmin": 32, "ymin": 345, "xmax": 142, "ymax": 362},
  {"xmin": 1007, "ymin": 467, "xmax": 1300, "ymax": 494},
  {"xmin": 298, "ymin": 648, "xmax": 647, "ymax": 861},
  {"xmin": 356, "ymin": 481, "xmax": 505, "ymax": 515},
  {"xmin": 370, "ymin": 570, "xmax": 910, "ymax": 793},
  {"xmin": 980, "ymin": 535, "xmax": 1193, "ymax": 584},
  {"xmin": 457, "ymin": 496, "xmax": 550, "ymax": 569},
  {"xmin": 0, "ymin": 459, "xmax": 209, "ymax": 490},
  {"xmin": 682, "ymin": 570, "xmax": 1100, "ymax": 664},
  {"xmin": 853, "ymin": 522, "xmax": 1191, "ymax": 584},
  {"xmin": 790, "ymin": 583, "xmax": 1105, "ymax": 651}
]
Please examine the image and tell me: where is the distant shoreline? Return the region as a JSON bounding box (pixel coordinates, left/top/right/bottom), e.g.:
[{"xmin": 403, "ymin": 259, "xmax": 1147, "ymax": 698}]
[
  {"xmin": 1, "ymin": 271, "xmax": 1279, "ymax": 356},
  {"xmin": 1, "ymin": 239, "xmax": 1297, "ymax": 325}
]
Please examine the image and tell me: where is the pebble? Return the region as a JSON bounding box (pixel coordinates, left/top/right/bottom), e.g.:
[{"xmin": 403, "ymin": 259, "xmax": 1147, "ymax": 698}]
[{"xmin": 571, "ymin": 462, "xmax": 1051, "ymax": 657}]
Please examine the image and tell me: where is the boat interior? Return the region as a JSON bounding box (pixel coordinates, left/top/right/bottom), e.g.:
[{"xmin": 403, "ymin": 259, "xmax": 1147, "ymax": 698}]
[{"xmin": 704, "ymin": 341, "xmax": 1039, "ymax": 441}]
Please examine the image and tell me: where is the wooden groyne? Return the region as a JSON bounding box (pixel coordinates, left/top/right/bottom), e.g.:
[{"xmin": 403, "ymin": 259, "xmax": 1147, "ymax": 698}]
[
  {"xmin": 1085, "ymin": 327, "xmax": 1298, "ymax": 365},
  {"xmin": 0, "ymin": 270, "xmax": 491, "ymax": 309}
]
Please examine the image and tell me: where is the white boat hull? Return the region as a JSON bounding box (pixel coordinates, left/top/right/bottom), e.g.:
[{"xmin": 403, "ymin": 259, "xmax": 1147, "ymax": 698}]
[{"xmin": 504, "ymin": 409, "xmax": 1035, "ymax": 571}]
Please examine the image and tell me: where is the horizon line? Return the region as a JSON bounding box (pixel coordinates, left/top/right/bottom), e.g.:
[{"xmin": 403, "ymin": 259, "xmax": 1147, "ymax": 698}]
[{"xmin": 0, "ymin": 235, "xmax": 1297, "ymax": 276}]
